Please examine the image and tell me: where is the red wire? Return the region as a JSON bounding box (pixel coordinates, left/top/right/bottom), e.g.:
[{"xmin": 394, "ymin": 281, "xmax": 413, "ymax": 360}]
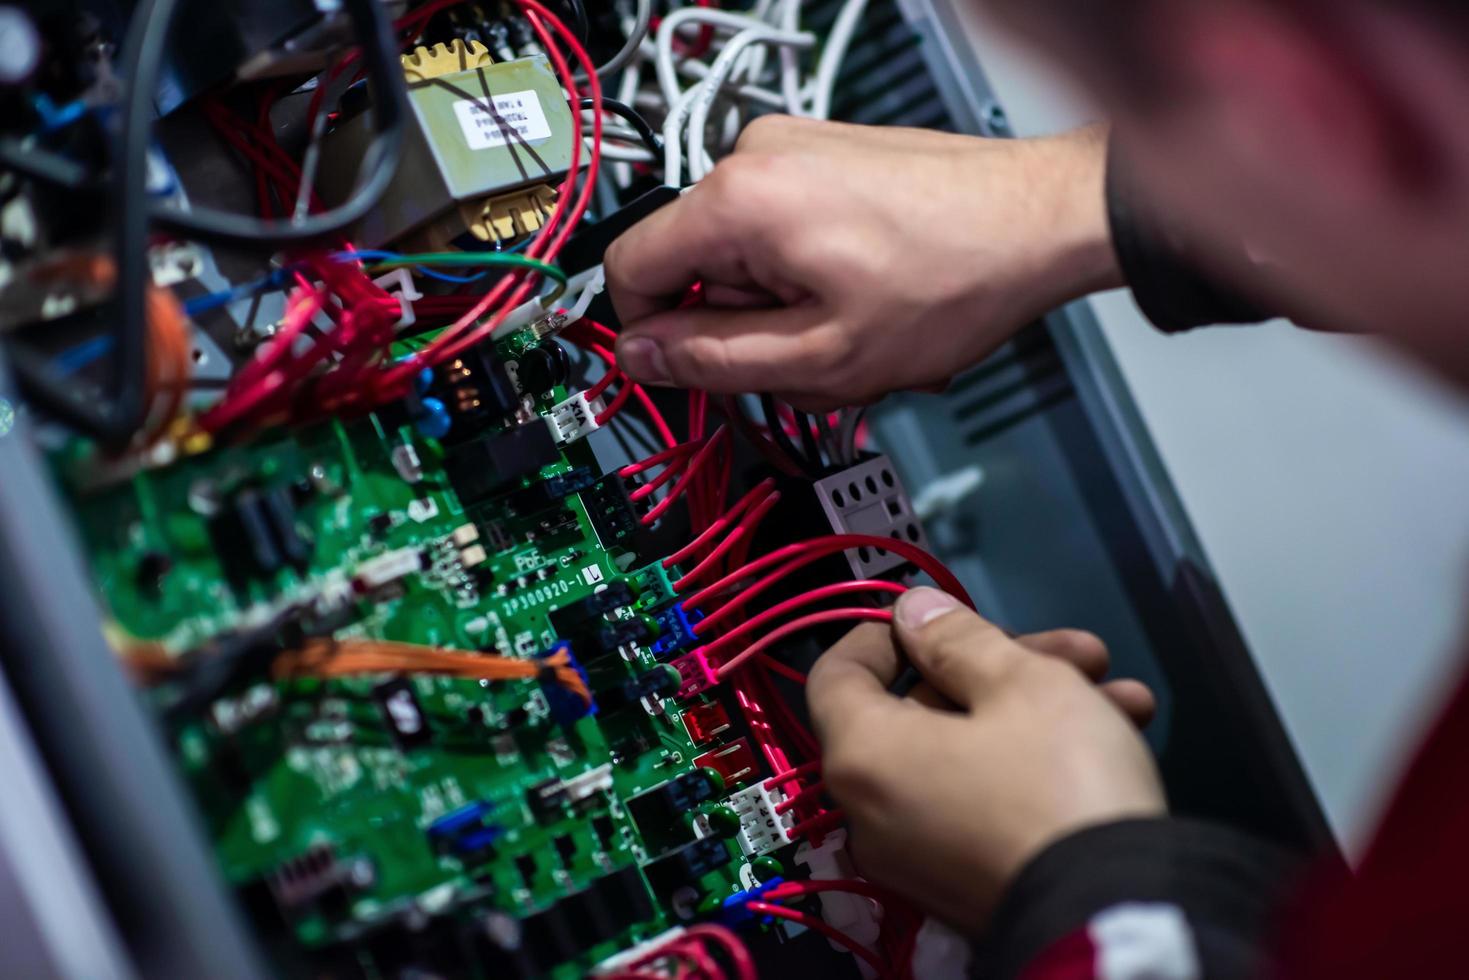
[
  {"xmin": 642, "ymin": 426, "xmax": 729, "ymax": 526},
  {"xmin": 765, "ymin": 879, "xmax": 898, "ymax": 905},
  {"xmin": 697, "ymin": 580, "xmax": 907, "ymax": 653},
  {"xmin": 629, "ymin": 453, "xmax": 691, "ymax": 501},
  {"xmin": 620, "ymin": 438, "xmax": 704, "ymax": 478},
  {"xmin": 586, "ymin": 366, "xmax": 622, "ymax": 401},
  {"xmin": 595, "ymin": 379, "xmax": 638, "ymax": 426},
  {"xmin": 765, "ymin": 761, "xmax": 822, "ymax": 788},
  {"xmin": 672, "ymin": 489, "xmax": 781, "ymax": 590},
  {"xmin": 715, "ymin": 609, "xmax": 894, "ymax": 677},
  {"xmin": 661, "ymin": 478, "xmax": 776, "ymax": 569},
  {"xmin": 754, "ymin": 654, "xmax": 808, "ymax": 685},
  {"xmin": 686, "ymin": 536, "xmax": 973, "ymax": 626},
  {"xmin": 745, "ymin": 902, "xmax": 888, "ymax": 977},
  {"xmin": 786, "ymin": 808, "xmax": 847, "ymax": 840}
]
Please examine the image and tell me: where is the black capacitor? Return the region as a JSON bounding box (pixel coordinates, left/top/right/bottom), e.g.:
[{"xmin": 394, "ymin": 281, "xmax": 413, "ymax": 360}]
[{"xmin": 517, "ymin": 340, "xmax": 571, "ymax": 395}]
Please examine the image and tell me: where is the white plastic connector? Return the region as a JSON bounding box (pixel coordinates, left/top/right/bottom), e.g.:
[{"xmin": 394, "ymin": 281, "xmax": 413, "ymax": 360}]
[
  {"xmin": 727, "ymin": 782, "xmax": 794, "ymax": 856},
  {"xmin": 795, "ymin": 829, "xmax": 883, "ymax": 975},
  {"xmin": 561, "ymin": 763, "xmax": 614, "ymax": 803},
  {"xmin": 351, "ymin": 547, "xmax": 424, "ymax": 591},
  {"xmin": 591, "ymin": 926, "xmax": 688, "ymax": 974},
  {"xmin": 549, "ymin": 391, "xmax": 605, "ymax": 444}
]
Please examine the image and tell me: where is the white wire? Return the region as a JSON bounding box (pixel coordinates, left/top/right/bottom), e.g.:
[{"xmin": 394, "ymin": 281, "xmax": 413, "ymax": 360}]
[
  {"xmin": 809, "ymin": 0, "xmax": 868, "ymax": 120},
  {"xmin": 654, "ymin": 7, "xmax": 773, "ymax": 107},
  {"xmin": 685, "ymin": 28, "xmax": 815, "ymax": 182},
  {"xmin": 662, "ymin": 85, "xmax": 705, "ymax": 187},
  {"xmin": 778, "ymin": 0, "xmax": 806, "ymax": 115},
  {"xmin": 678, "ymin": 60, "xmax": 789, "ymax": 110}
]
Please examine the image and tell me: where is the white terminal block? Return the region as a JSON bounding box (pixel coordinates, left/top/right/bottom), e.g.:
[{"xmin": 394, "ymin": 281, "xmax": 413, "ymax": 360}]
[
  {"xmin": 549, "ymin": 391, "xmax": 605, "ymax": 444},
  {"xmin": 727, "ymin": 782, "xmax": 794, "ymax": 856}
]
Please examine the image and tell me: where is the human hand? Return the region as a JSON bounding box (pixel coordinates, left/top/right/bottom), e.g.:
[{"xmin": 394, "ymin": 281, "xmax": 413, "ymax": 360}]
[
  {"xmin": 806, "ymin": 587, "xmax": 1164, "ymax": 932},
  {"xmin": 605, "ymin": 120, "xmax": 1120, "ymax": 411}
]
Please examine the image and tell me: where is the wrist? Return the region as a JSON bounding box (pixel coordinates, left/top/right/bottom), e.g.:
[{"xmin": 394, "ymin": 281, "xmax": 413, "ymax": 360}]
[{"xmin": 1033, "ymin": 125, "xmax": 1125, "ymax": 302}]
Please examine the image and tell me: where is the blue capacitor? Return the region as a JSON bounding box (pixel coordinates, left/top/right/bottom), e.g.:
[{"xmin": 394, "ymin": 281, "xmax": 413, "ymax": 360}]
[{"xmin": 414, "ymin": 397, "xmax": 452, "ymax": 440}]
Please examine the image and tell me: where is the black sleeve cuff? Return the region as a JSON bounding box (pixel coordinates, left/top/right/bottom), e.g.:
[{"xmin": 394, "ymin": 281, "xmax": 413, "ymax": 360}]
[
  {"xmin": 975, "ymin": 818, "xmax": 1301, "ymax": 980},
  {"xmin": 1106, "ymin": 139, "xmax": 1274, "ymax": 333}
]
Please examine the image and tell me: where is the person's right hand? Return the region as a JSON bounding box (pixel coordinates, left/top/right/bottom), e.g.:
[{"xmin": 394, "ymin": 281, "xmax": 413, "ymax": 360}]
[{"xmin": 605, "ymin": 119, "xmax": 1121, "ymax": 411}]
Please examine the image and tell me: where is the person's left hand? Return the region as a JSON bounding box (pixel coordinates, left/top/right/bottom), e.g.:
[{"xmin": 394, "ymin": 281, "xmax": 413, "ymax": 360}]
[{"xmin": 806, "ymin": 588, "xmax": 1164, "ymax": 932}]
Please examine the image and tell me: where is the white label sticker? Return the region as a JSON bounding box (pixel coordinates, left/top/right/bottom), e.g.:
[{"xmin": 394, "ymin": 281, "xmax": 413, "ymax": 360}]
[{"xmin": 453, "ymin": 91, "xmax": 553, "ymax": 150}]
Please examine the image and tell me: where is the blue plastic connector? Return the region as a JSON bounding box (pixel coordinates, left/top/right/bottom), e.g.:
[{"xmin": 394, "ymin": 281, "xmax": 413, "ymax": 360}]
[
  {"xmin": 717, "ymin": 877, "xmax": 786, "ymax": 927},
  {"xmin": 538, "ymin": 642, "xmax": 597, "ymax": 726},
  {"xmin": 650, "ymin": 603, "xmax": 705, "ymax": 657}
]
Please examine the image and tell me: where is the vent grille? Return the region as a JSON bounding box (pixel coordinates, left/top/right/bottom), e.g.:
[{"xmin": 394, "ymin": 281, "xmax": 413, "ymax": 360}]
[{"xmin": 819, "ymin": 0, "xmax": 957, "ymax": 131}]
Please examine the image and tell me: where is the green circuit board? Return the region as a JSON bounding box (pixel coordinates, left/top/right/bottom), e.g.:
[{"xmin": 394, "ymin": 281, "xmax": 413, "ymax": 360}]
[{"xmin": 52, "ymin": 328, "xmax": 780, "ymax": 977}]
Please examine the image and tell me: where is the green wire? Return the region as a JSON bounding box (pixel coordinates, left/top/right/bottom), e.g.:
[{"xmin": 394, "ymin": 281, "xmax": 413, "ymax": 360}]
[{"xmin": 364, "ymin": 252, "xmax": 568, "ymax": 303}]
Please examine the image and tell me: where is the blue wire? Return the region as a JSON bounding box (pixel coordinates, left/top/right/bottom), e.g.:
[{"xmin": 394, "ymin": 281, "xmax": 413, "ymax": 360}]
[
  {"xmin": 54, "ymin": 335, "xmax": 115, "ymax": 375},
  {"xmin": 31, "ymin": 94, "xmax": 88, "ymax": 135}
]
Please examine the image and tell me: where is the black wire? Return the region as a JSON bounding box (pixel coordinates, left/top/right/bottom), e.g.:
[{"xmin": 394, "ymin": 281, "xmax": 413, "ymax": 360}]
[
  {"xmin": 793, "ymin": 409, "xmax": 824, "ymax": 470},
  {"xmin": 562, "ymin": 0, "xmax": 591, "ymax": 45},
  {"xmin": 6, "ymin": 0, "xmax": 404, "ymax": 445},
  {"xmin": 762, "ymin": 393, "xmax": 818, "ymax": 478},
  {"xmin": 581, "ymin": 96, "xmax": 663, "ymax": 155}
]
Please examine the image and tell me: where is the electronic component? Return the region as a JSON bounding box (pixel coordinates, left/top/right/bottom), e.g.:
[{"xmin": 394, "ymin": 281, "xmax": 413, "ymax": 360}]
[
  {"xmin": 23, "ymin": 7, "xmax": 931, "ymax": 977},
  {"xmin": 514, "ymin": 340, "xmax": 572, "ymax": 395},
  {"xmin": 549, "ymin": 391, "xmax": 605, "ymax": 444},
  {"xmin": 642, "ymin": 837, "xmax": 732, "ymax": 893},
  {"xmin": 537, "ymin": 643, "xmax": 595, "ymax": 726},
  {"xmin": 582, "ymin": 475, "xmax": 644, "ymax": 552},
  {"xmin": 372, "ymin": 678, "xmax": 432, "ymax": 749},
  {"xmin": 351, "ymin": 546, "xmax": 426, "ymax": 592},
  {"xmin": 728, "ymin": 782, "xmax": 796, "ymax": 857},
  {"xmin": 241, "ymin": 844, "xmax": 375, "ymax": 923},
  {"xmin": 649, "ymin": 603, "xmax": 702, "ymax": 657},
  {"xmin": 318, "ymin": 45, "xmax": 576, "ymax": 248},
  {"xmin": 442, "ymin": 422, "xmax": 560, "ymax": 502},
  {"xmin": 626, "ymin": 769, "xmax": 725, "ymax": 836},
  {"xmin": 549, "ymin": 582, "xmax": 635, "ymax": 636},
  {"xmin": 507, "ymin": 467, "xmax": 597, "ymax": 514},
  {"xmin": 597, "ymin": 664, "xmax": 682, "ymax": 713},
  {"xmin": 434, "ymin": 345, "xmax": 522, "ymax": 432},
  {"xmin": 694, "ymin": 739, "xmax": 758, "ymax": 788},
  {"xmin": 427, "ymin": 800, "xmax": 503, "ymax": 859},
  {"xmin": 680, "ymin": 701, "xmax": 732, "ymax": 746},
  {"xmin": 813, "ymin": 455, "xmax": 930, "ymax": 578},
  {"xmin": 209, "ymin": 486, "xmax": 312, "ymax": 583}
]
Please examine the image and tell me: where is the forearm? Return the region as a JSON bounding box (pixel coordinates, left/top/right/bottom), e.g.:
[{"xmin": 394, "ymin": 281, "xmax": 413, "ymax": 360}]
[{"xmin": 976, "ymin": 818, "xmax": 1300, "ymax": 980}]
